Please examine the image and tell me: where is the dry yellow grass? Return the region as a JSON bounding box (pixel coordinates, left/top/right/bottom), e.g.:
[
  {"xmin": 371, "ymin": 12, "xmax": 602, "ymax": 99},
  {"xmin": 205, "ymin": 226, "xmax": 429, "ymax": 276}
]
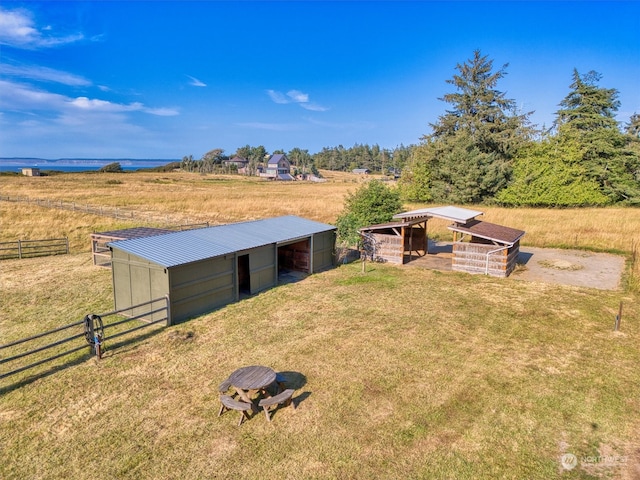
[
  {"xmin": 1, "ymin": 252, "xmax": 638, "ymax": 479},
  {"xmin": 1, "ymin": 171, "xmax": 639, "ymax": 478},
  {"xmin": 1, "ymin": 170, "xmax": 639, "ymax": 284}
]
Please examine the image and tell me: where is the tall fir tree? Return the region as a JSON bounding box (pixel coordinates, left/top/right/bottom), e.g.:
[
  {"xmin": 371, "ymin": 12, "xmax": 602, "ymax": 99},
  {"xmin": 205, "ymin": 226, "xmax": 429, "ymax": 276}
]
[
  {"xmin": 499, "ymin": 71, "xmax": 640, "ymax": 206},
  {"xmin": 556, "ymin": 70, "xmax": 640, "ymax": 204},
  {"xmin": 401, "ymin": 50, "xmax": 531, "ymax": 203}
]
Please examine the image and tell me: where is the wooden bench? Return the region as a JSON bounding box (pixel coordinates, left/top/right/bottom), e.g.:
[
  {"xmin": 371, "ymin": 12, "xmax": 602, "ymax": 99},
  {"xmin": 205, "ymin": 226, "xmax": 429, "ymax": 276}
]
[
  {"xmin": 258, "ymin": 388, "xmax": 295, "ymax": 422},
  {"xmin": 218, "ymin": 394, "xmax": 253, "ymax": 425},
  {"xmin": 218, "ymin": 377, "xmax": 233, "ymax": 393}
]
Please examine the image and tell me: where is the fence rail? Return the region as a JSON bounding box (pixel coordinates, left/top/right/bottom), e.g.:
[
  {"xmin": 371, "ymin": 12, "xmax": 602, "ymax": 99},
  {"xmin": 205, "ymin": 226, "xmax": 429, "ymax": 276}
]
[
  {"xmin": 0, "ymin": 296, "xmax": 170, "ymax": 381},
  {"xmin": 0, "ymin": 195, "xmax": 209, "ymax": 227},
  {"xmin": 0, "ymin": 238, "xmax": 69, "ymax": 260}
]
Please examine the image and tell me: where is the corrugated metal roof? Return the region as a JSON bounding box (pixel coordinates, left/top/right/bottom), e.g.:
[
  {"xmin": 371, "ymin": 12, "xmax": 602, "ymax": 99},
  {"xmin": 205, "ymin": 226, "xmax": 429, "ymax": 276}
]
[
  {"xmin": 359, "ymin": 217, "xmax": 427, "ymax": 232},
  {"xmin": 448, "ymin": 220, "xmax": 525, "ymax": 245},
  {"xmin": 109, "ymin": 215, "xmax": 335, "ymax": 268},
  {"xmin": 394, "ymin": 206, "xmax": 483, "ymax": 223}
]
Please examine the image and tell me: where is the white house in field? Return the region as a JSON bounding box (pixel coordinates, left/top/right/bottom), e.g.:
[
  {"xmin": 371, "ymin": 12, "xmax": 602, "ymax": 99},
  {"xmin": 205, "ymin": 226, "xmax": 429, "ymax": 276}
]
[{"xmin": 260, "ymin": 154, "xmax": 294, "ymax": 180}]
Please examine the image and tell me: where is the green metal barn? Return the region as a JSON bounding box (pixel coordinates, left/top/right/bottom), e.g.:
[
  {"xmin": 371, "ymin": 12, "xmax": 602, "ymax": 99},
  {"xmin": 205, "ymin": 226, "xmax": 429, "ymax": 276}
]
[{"xmin": 108, "ymin": 216, "xmax": 336, "ymax": 324}]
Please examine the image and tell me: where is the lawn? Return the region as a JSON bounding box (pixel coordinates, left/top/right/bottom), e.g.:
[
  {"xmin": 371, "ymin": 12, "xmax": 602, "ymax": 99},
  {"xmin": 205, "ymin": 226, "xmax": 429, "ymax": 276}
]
[{"xmin": 1, "ymin": 171, "xmax": 639, "ymax": 478}]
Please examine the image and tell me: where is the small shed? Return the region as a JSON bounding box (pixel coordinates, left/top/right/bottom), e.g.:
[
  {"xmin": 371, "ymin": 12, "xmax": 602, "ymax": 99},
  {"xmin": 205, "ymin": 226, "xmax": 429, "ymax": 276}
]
[
  {"xmin": 91, "ymin": 227, "xmax": 174, "ymax": 267},
  {"xmin": 108, "ymin": 216, "xmax": 336, "ymax": 324},
  {"xmin": 448, "ymin": 220, "xmax": 525, "ymax": 277},
  {"xmin": 352, "ymin": 168, "xmax": 371, "ymax": 175},
  {"xmin": 22, "ymin": 167, "xmax": 40, "ymax": 176},
  {"xmin": 359, "ymin": 217, "xmax": 428, "ymax": 264},
  {"xmin": 360, "ymin": 206, "xmax": 525, "ymax": 277}
]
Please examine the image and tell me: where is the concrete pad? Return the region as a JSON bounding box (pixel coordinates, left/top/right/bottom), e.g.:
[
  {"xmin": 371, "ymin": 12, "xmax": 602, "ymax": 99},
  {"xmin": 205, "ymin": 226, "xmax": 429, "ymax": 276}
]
[{"xmin": 512, "ymin": 247, "xmax": 625, "ymax": 290}]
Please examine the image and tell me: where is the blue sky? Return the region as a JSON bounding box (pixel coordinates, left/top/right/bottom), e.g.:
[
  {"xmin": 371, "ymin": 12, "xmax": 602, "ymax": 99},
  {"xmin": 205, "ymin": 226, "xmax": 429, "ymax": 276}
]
[{"xmin": 1, "ymin": 1, "xmax": 639, "ymax": 159}]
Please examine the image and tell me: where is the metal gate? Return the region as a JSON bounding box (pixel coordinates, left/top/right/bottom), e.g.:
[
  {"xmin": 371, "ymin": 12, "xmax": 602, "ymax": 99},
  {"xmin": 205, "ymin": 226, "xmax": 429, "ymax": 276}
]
[{"xmin": 1, "ymin": 296, "xmax": 170, "ymax": 381}]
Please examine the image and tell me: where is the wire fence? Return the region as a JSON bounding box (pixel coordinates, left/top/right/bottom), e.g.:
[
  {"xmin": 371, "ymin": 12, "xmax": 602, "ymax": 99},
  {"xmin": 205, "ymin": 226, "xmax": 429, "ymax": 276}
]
[{"xmin": 0, "ymin": 195, "xmax": 206, "ymax": 226}]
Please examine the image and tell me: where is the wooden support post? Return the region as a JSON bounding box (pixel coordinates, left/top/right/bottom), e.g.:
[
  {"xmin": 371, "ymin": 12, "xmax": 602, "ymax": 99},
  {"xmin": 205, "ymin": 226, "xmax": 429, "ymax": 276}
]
[{"xmin": 614, "ymin": 301, "xmax": 622, "ymax": 331}]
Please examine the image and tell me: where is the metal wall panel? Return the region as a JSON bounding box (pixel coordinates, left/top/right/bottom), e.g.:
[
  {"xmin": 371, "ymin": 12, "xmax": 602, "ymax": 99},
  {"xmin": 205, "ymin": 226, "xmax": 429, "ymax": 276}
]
[
  {"xmin": 248, "ymin": 245, "xmax": 277, "ymax": 294},
  {"xmin": 312, "ymin": 231, "xmax": 336, "ymax": 271},
  {"xmin": 169, "ymin": 256, "xmax": 235, "ymax": 323}
]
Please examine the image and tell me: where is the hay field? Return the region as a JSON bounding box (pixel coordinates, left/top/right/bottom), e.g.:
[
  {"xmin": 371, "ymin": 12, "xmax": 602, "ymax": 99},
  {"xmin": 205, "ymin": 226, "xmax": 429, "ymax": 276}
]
[{"xmin": 1, "ymin": 171, "xmax": 639, "ymax": 479}]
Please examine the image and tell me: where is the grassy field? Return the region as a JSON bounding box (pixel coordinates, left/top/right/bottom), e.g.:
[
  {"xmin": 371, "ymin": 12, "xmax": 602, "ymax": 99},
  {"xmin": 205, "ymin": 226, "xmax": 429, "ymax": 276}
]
[{"xmin": 1, "ymin": 171, "xmax": 639, "ymax": 479}]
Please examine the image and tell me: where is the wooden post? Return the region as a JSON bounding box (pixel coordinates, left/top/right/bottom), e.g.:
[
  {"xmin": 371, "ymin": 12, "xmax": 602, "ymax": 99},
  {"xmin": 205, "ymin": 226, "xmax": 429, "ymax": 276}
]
[{"xmin": 614, "ymin": 301, "xmax": 622, "ymax": 331}]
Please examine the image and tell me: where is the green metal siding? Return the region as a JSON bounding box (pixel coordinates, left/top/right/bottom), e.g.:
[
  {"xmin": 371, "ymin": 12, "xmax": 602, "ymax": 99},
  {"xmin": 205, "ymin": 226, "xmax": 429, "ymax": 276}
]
[
  {"xmin": 110, "ymin": 223, "xmax": 336, "ymax": 324},
  {"xmin": 313, "ymin": 231, "xmax": 336, "ymax": 271},
  {"xmin": 248, "ymin": 245, "xmax": 277, "ymax": 294},
  {"xmin": 169, "ymin": 255, "xmax": 235, "ymax": 323},
  {"xmin": 111, "ymin": 249, "xmax": 169, "ymax": 322}
]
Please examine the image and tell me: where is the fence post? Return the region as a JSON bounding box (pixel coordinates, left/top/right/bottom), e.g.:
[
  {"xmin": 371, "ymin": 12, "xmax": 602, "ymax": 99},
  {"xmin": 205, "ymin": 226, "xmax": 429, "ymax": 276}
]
[
  {"xmin": 17, "ymin": 240, "xmax": 22, "ymax": 259},
  {"xmin": 165, "ymin": 295, "xmax": 172, "ymax": 326},
  {"xmin": 65, "ymin": 238, "xmax": 70, "ymax": 254}
]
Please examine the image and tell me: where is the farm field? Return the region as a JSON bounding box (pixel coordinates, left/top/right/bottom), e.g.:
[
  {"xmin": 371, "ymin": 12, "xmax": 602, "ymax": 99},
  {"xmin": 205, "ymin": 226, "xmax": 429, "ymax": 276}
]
[{"xmin": 1, "ymin": 171, "xmax": 639, "ymax": 479}]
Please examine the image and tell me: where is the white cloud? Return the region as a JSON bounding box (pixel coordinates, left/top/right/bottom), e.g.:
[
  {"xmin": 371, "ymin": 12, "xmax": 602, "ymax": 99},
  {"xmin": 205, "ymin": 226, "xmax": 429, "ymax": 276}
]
[
  {"xmin": 0, "ymin": 80, "xmax": 178, "ymax": 117},
  {"xmin": 186, "ymin": 75, "xmax": 207, "ymax": 87},
  {"xmin": 266, "ymin": 88, "xmax": 329, "ymax": 111},
  {"xmin": 145, "ymin": 106, "xmax": 180, "ymax": 116},
  {"xmin": 0, "ymin": 7, "xmax": 83, "ymax": 49},
  {"xmin": 0, "ymin": 63, "xmax": 91, "ymax": 86},
  {"xmin": 300, "ymin": 102, "xmax": 329, "ymax": 112},
  {"xmin": 266, "ymin": 89, "xmax": 289, "ymax": 104},
  {"xmin": 286, "ymin": 90, "xmax": 308, "ymax": 103}
]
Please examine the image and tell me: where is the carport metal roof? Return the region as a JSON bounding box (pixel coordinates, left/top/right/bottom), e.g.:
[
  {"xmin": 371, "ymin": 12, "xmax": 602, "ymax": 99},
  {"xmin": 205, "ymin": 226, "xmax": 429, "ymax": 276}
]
[
  {"xmin": 359, "ymin": 216, "xmax": 427, "ymax": 233},
  {"xmin": 393, "ymin": 206, "xmax": 483, "ymax": 223},
  {"xmin": 108, "ymin": 215, "xmax": 336, "ymax": 268}
]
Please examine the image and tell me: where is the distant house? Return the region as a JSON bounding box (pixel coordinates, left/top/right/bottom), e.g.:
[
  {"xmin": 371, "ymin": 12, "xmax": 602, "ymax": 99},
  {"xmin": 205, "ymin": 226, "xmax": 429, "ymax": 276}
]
[
  {"xmin": 352, "ymin": 168, "xmax": 370, "ymax": 175},
  {"xmin": 224, "ymin": 156, "xmax": 249, "ymax": 174},
  {"xmin": 21, "ymin": 167, "xmax": 40, "ymax": 177},
  {"xmin": 260, "ymin": 154, "xmax": 294, "ymax": 180}
]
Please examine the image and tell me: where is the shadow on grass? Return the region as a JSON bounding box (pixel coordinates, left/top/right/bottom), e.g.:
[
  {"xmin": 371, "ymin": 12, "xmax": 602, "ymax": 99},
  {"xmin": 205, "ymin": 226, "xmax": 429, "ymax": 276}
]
[
  {"xmin": 267, "ymin": 371, "xmax": 310, "ymax": 421},
  {"xmin": 0, "ymin": 326, "xmax": 164, "ymax": 395}
]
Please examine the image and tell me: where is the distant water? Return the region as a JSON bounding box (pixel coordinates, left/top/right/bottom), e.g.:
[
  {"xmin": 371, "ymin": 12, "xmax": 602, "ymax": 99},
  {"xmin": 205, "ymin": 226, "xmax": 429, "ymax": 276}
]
[{"xmin": 0, "ymin": 158, "xmax": 177, "ymax": 173}]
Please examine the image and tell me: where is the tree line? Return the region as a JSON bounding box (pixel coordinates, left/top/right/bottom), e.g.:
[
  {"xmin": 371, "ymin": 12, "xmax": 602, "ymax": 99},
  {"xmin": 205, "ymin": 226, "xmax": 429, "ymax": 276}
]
[
  {"xmin": 182, "ymin": 50, "xmax": 639, "ymax": 206},
  {"xmin": 180, "ymin": 143, "xmax": 414, "ymax": 177},
  {"xmin": 400, "ymin": 51, "xmax": 640, "ymax": 207}
]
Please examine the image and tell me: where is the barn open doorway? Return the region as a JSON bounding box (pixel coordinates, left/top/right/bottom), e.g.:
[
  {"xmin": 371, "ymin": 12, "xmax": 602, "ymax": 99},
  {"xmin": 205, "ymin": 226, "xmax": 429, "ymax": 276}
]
[
  {"xmin": 237, "ymin": 254, "xmax": 250, "ymax": 294},
  {"xmin": 278, "ymin": 239, "xmax": 311, "ymax": 273}
]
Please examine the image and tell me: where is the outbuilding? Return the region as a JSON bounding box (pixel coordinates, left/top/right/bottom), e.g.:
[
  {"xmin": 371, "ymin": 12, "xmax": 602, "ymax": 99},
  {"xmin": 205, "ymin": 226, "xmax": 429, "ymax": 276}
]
[
  {"xmin": 108, "ymin": 216, "xmax": 336, "ymax": 324},
  {"xmin": 21, "ymin": 167, "xmax": 40, "ymax": 176},
  {"xmin": 360, "ymin": 206, "xmax": 525, "ymax": 277}
]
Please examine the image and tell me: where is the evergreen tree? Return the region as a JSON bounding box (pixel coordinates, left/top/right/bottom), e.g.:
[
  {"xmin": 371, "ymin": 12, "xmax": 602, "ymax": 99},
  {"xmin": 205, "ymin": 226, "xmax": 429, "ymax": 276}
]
[
  {"xmin": 500, "ymin": 71, "xmax": 640, "ymax": 206},
  {"xmin": 555, "ymin": 70, "xmax": 640, "ymax": 204},
  {"xmin": 398, "ymin": 144, "xmax": 432, "ymax": 202},
  {"xmin": 496, "ymin": 138, "xmax": 609, "ymax": 206},
  {"xmin": 402, "ymin": 50, "xmax": 531, "ymax": 203}
]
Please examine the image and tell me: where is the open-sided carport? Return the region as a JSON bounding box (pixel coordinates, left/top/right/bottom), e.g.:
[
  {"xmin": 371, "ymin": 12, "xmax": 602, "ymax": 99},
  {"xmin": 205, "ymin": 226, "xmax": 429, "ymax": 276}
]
[{"xmin": 108, "ymin": 216, "xmax": 336, "ymax": 324}]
